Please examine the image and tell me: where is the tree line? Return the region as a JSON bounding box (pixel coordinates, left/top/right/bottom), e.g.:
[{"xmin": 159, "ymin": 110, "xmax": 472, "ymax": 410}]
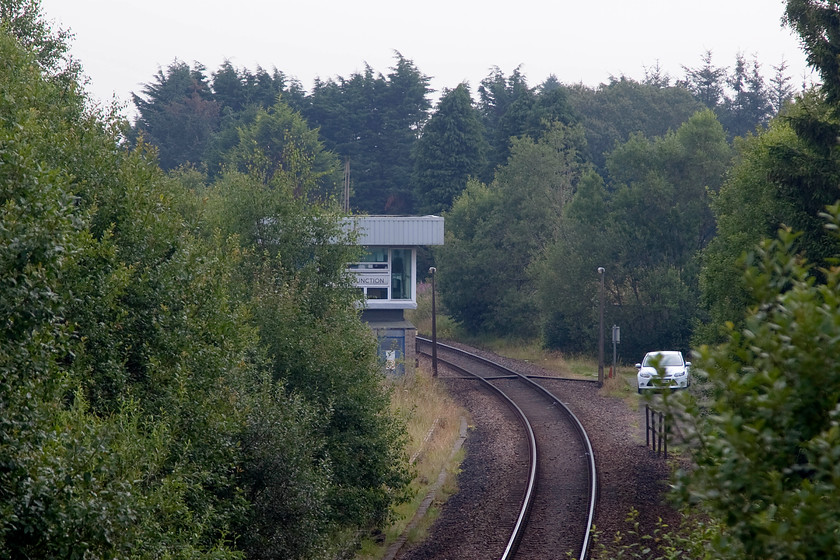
[
  {"xmin": 125, "ymin": 34, "xmax": 804, "ymax": 360},
  {"xmin": 432, "ymin": 63, "xmax": 803, "ymax": 360},
  {"xmin": 129, "ymin": 45, "xmax": 794, "ymax": 217}
]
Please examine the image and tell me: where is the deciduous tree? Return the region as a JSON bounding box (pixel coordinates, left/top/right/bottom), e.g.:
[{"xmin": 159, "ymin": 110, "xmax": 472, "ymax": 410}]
[
  {"xmin": 697, "ymin": 90, "xmax": 840, "ymax": 344},
  {"xmin": 203, "ymin": 105, "xmax": 411, "ymax": 537},
  {"xmin": 0, "ymin": 0, "xmax": 76, "ymax": 78},
  {"xmin": 437, "ymin": 122, "xmax": 586, "ymax": 336},
  {"xmin": 538, "ymin": 111, "xmax": 730, "ymax": 358},
  {"xmin": 565, "ymin": 76, "xmax": 703, "ymax": 172},
  {"xmin": 222, "ymin": 98, "xmax": 341, "ymax": 199}
]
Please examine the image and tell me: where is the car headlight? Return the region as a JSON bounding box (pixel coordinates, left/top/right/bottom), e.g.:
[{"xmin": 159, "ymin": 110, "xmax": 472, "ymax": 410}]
[
  {"xmin": 673, "ymin": 369, "xmax": 686, "ymax": 377},
  {"xmin": 639, "ymin": 372, "xmax": 652, "ymax": 378}
]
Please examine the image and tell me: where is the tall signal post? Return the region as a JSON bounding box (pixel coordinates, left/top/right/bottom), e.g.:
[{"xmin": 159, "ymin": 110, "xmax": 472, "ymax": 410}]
[
  {"xmin": 598, "ymin": 267, "xmax": 605, "ymax": 387},
  {"xmin": 429, "ymin": 267, "xmax": 438, "ymax": 377}
]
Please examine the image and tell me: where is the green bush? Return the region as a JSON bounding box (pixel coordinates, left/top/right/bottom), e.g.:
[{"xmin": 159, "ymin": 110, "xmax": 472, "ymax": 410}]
[
  {"xmin": 665, "ymin": 206, "xmax": 840, "ymax": 559},
  {"xmin": 1, "ymin": 7, "xmax": 411, "ymax": 556}
]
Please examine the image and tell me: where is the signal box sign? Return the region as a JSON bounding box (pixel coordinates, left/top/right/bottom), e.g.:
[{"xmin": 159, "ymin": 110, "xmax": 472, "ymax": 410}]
[{"xmin": 355, "ymin": 272, "xmax": 390, "ymax": 287}]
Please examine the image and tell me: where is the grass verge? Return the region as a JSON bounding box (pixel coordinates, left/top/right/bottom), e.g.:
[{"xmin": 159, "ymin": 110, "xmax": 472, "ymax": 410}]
[{"xmin": 355, "ymin": 363, "xmax": 468, "ymax": 559}]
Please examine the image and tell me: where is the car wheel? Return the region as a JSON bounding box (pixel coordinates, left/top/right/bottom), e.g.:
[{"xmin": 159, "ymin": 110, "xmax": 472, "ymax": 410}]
[{"xmin": 637, "ymin": 387, "xmax": 642, "ymax": 395}]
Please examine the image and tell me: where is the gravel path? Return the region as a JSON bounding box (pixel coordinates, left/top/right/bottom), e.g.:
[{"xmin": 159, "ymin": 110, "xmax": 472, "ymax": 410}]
[{"xmin": 398, "ymin": 344, "xmax": 682, "ymax": 560}]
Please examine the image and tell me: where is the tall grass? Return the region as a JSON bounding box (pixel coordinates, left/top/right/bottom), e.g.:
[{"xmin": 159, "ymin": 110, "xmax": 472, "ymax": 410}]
[
  {"xmin": 357, "ymin": 364, "xmax": 468, "ymax": 559},
  {"xmin": 407, "ymin": 281, "xmax": 459, "ymax": 339}
]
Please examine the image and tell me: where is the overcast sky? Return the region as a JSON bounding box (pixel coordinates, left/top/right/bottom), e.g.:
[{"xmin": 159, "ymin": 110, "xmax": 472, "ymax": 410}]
[{"xmin": 40, "ymin": 0, "xmax": 815, "ymax": 119}]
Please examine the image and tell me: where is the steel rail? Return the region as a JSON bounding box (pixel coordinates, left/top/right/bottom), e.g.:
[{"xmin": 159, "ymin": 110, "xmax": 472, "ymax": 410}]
[
  {"xmin": 418, "ymin": 349, "xmax": 537, "ymax": 560},
  {"xmin": 417, "ymin": 337, "xmax": 597, "ymax": 560}
]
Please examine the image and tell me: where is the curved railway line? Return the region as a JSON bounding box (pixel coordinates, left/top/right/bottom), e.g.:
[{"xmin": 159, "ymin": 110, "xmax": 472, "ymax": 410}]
[{"xmin": 415, "ymin": 337, "xmax": 597, "ymax": 560}]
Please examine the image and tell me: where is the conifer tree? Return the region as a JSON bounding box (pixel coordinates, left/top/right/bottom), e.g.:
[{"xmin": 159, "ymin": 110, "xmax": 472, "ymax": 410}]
[{"xmin": 413, "ymin": 83, "xmax": 487, "ymax": 215}]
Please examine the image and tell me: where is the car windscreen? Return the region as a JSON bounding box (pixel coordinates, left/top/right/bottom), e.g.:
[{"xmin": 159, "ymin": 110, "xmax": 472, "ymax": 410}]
[{"xmin": 643, "ymin": 353, "xmax": 683, "ymax": 367}]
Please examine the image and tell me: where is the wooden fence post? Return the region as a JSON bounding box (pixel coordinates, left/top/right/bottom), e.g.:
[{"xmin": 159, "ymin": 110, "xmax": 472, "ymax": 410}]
[{"xmin": 645, "ymin": 404, "xmax": 668, "ymax": 458}]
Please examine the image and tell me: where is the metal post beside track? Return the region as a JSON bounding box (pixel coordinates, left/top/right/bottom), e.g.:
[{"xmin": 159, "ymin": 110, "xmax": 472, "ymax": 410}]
[{"xmin": 429, "ymin": 267, "xmax": 438, "ymax": 377}]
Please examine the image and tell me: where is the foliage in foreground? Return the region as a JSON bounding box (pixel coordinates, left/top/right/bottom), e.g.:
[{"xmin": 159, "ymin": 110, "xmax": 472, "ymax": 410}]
[
  {"xmin": 2, "ymin": 26, "xmax": 249, "ymax": 558},
  {"xmin": 663, "ymin": 205, "xmax": 840, "ymax": 559},
  {"xmin": 0, "ymin": 13, "xmax": 409, "ymax": 559},
  {"xmin": 590, "ymin": 207, "xmax": 840, "ymax": 559},
  {"xmin": 588, "ymin": 508, "xmax": 730, "ymax": 560}
]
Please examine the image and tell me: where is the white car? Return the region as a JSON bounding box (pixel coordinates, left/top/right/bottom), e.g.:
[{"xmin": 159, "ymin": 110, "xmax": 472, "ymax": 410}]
[{"xmin": 636, "ymin": 351, "xmax": 690, "ymax": 394}]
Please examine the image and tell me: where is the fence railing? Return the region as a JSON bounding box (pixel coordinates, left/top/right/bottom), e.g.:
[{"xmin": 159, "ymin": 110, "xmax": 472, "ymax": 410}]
[{"xmin": 645, "ymin": 405, "xmax": 668, "ymax": 458}]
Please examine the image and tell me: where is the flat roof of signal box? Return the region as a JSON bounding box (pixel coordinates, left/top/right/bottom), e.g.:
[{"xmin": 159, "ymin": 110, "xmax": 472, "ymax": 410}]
[{"xmin": 342, "ymin": 215, "xmax": 444, "ymax": 246}]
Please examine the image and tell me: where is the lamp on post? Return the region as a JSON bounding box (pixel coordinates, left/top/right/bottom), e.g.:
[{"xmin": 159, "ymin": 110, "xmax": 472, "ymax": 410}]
[
  {"xmin": 597, "ymin": 267, "xmax": 605, "ymax": 387},
  {"xmin": 429, "ymin": 267, "xmax": 438, "ymax": 378}
]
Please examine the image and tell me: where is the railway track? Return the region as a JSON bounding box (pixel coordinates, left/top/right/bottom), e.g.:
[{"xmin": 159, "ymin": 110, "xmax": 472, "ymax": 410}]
[{"xmin": 414, "ymin": 337, "xmax": 597, "ymax": 560}]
